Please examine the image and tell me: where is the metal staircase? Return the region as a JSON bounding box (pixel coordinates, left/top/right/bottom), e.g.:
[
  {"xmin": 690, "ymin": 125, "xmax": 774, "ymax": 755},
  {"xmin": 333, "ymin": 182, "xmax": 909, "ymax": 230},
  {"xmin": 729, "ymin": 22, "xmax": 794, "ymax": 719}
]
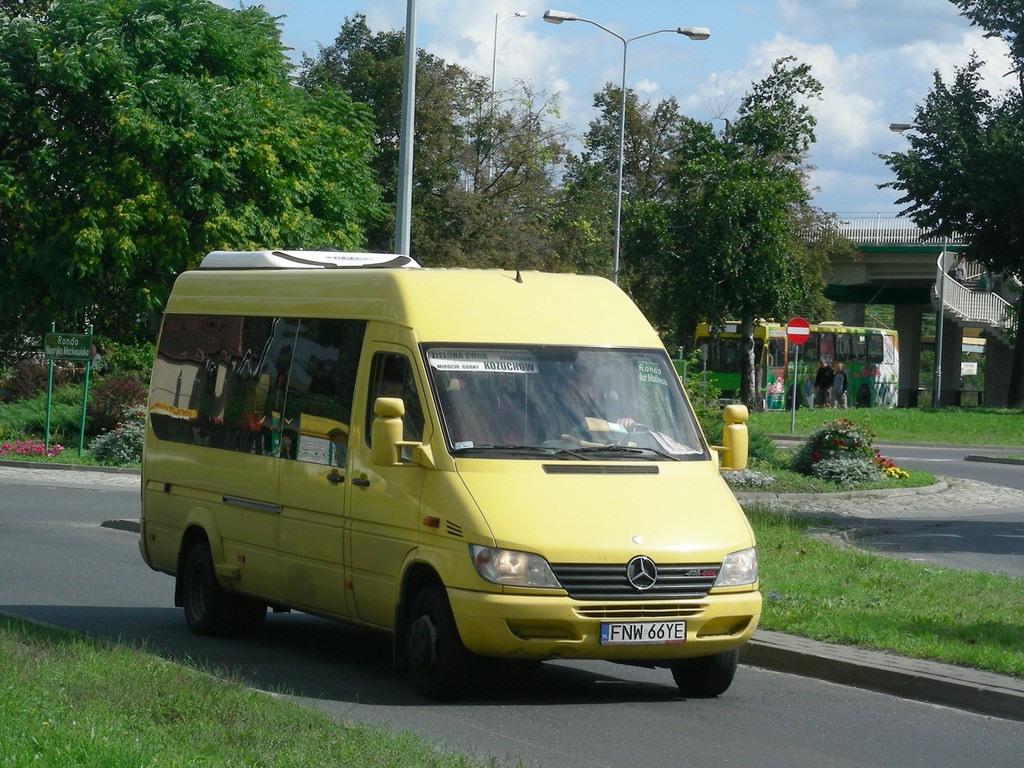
[{"xmin": 933, "ymin": 255, "xmax": 1018, "ymax": 347}]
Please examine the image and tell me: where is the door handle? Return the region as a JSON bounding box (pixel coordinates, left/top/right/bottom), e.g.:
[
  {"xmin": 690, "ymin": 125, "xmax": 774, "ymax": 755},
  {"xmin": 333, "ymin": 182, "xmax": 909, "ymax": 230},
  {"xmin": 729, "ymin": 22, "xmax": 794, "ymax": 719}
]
[
  {"xmin": 326, "ymin": 471, "xmax": 344, "ymax": 485},
  {"xmin": 352, "ymin": 476, "xmax": 370, "ymax": 488}
]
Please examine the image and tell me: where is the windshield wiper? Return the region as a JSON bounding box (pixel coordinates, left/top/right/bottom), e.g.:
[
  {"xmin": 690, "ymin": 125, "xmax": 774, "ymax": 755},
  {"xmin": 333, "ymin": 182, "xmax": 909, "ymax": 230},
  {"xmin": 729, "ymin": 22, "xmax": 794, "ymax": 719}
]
[
  {"xmin": 570, "ymin": 445, "xmax": 683, "ymax": 461},
  {"xmin": 452, "ymin": 444, "xmax": 590, "ymax": 460}
]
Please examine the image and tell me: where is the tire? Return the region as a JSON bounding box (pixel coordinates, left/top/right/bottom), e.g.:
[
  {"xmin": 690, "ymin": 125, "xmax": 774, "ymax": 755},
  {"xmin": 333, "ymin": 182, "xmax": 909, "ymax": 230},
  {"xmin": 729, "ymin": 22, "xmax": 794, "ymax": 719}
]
[
  {"xmin": 670, "ymin": 648, "xmax": 739, "ymax": 698},
  {"xmin": 181, "ymin": 542, "xmax": 266, "ymax": 637},
  {"xmin": 856, "ymin": 385, "xmax": 871, "ymax": 408},
  {"xmin": 406, "ymin": 586, "xmax": 473, "ymax": 700}
]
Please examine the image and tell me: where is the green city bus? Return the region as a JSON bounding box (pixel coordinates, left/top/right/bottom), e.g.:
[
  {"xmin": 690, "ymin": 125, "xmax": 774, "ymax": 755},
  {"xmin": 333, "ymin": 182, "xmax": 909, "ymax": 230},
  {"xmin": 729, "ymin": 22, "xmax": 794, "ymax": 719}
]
[{"xmin": 689, "ymin": 321, "xmax": 899, "ymax": 409}]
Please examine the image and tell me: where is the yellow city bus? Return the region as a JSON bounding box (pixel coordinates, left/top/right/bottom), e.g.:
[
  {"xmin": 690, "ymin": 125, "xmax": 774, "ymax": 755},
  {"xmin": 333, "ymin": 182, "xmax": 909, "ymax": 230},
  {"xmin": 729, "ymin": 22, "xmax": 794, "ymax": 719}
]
[{"xmin": 692, "ymin": 321, "xmax": 899, "ymax": 408}]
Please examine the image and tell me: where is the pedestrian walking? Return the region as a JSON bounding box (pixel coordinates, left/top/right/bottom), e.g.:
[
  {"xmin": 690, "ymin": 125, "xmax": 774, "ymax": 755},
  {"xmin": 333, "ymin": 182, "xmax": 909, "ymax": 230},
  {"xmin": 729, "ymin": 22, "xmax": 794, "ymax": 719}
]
[
  {"xmin": 831, "ymin": 362, "xmax": 849, "ymax": 409},
  {"xmin": 814, "ymin": 359, "xmax": 834, "ymax": 408}
]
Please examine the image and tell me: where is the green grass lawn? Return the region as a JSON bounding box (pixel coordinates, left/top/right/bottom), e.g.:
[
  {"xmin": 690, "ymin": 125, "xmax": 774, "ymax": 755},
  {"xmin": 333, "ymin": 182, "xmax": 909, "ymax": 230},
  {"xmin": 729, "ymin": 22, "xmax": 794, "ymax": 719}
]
[{"xmin": 749, "ymin": 407, "xmax": 1024, "ymax": 446}]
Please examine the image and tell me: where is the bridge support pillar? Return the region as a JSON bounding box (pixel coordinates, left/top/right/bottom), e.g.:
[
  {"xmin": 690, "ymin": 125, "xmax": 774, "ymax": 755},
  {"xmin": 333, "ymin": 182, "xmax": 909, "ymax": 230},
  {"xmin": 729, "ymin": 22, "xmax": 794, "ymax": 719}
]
[
  {"xmin": 894, "ymin": 304, "xmax": 923, "ymax": 407},
  {"xmin": 938, "ymin": 318, "xmax": 963, "ymax": 407},
  {"xmin": 981, "ymin": 334, "xmax": 1013, "ymax": 407},
  {"xmin": 833, "ymin": 302, "xmax": 866, "ymax": 326}
]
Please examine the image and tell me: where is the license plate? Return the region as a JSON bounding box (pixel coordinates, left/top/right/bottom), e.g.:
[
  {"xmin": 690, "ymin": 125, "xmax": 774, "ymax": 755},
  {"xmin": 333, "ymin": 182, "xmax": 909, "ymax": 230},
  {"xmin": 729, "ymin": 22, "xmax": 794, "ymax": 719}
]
[{"xmin": 600, "ymin": 621, "xmax": 687, "ymax": 645}]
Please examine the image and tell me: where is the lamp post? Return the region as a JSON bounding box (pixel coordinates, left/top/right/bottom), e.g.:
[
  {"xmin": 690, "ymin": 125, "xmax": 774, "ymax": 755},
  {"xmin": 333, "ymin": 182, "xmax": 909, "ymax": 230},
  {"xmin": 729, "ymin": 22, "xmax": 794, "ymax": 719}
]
[
  {"xmin": 544, "ymin": 9, "xmax": 709, "ymax": 284},
  {"xmin": 492, "ymin": 12, "xmax": 526, "ymax": 103},
  {"xmin": 890, "ymin": 121, "xmax": 945, "ymax": 407},
  {"xmin": 395, "ymin": 0, "xmax": 417, "ymax": 256}
]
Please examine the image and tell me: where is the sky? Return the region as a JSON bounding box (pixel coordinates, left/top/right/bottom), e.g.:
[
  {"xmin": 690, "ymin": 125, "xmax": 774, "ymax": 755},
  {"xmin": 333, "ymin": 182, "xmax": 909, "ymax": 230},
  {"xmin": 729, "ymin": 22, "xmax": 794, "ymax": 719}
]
[{"xmin": 216, "ymin": 0, "xmax": 1015, "ymax": 215}]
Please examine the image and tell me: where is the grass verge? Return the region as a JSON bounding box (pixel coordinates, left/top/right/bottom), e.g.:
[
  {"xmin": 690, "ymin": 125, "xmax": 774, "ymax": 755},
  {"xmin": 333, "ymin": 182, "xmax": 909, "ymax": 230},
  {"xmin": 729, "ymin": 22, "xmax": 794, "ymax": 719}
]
[
  {"xmin": 0, "ymin": 616, "xmax": 484, "ymax": 768},
  {"xmin": 749, "ymin": 407, "xmax": 1024, "ymax": 446},
  {"xmin": 751, "ymin": 506, "xmax": 1024, "ymax": 678}
]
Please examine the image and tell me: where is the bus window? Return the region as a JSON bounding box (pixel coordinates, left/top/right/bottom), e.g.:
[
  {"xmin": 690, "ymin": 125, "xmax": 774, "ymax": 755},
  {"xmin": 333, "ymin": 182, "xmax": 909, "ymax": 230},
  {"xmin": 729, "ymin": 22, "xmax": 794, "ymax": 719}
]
[
  {"xmin": 796, "ymin": 333, "xmax": 818, "ymax": 362},
  {"xmin": 852, "ymin": 334, "xmax": 867, "ymax": 362},
  {"xmin": 765, "ymin": 339, "xmax": 781, "ymax": 368},
  {"xmin": 819, "ymin": 333, "xmax": 835, "ymax": 364},
  {"xmin": 835, "ymin": 333, "xmax": 851, "ymax": 363},
  {"xmin": 868, "ymin": 332, "xmax": 884, "ymax": 364}
]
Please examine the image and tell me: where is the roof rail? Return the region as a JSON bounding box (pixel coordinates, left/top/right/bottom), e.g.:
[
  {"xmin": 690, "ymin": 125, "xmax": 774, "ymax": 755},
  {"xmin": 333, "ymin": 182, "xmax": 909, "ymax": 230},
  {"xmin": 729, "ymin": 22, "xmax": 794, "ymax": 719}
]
[{"xmin": 199, "ymin": 250, "xmax": 421, "ymax": 270}]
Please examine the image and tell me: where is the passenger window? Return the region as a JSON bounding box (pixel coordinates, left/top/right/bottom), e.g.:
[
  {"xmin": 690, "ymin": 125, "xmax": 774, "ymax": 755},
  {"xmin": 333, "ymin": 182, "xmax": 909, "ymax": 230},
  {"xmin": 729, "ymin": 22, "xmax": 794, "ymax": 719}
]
[
  {"xmin": 867, "ymin": 333, "xmax": 884, "ymax": 364},
  {"xmin": 280, "ymin": 319, "xmax": 367, "ymax": 466},
  {"xmin": 149, "ymin": 313, "xmax": 283, "ymax": 454},
  {"xmin": 366, "ymin": 353, "xmax": 425, "ymax": 455},
  {"xmin": 835, "ymin": 333, "xmax": 850, "ymax": 363}
]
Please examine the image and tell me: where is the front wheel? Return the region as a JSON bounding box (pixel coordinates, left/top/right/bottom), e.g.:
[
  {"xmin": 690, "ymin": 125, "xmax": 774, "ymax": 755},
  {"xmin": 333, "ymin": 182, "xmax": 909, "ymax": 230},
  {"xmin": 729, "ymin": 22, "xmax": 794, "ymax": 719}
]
[
  {"xmin": 406, "ymin": 586, "xmax": 474, "ymax": 700},
  {"xmin": 670, "ymin": 649, "xmax": 739, "ymax": 698}
]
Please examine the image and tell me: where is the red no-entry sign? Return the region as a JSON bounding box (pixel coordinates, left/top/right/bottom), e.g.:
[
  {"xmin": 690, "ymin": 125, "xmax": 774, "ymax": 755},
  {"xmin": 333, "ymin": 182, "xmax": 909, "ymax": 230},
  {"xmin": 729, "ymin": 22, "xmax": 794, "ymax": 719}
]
[{"xmin": 786, "ymin": 317, "xmax": 810, "ymax": 345}]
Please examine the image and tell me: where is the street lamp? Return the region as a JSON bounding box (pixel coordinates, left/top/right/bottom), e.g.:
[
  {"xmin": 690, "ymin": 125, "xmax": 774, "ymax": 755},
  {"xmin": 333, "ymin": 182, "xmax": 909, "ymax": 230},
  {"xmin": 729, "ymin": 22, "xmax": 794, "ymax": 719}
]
[
  {"xmin": 492, "ymin": 12, "xmax": 526, "ymax": 103},
  {"xmin": 890, "ymin": 121, "xmax": 945, "ymax": 407},
  {"xmin": 544, "ymin": 10, "xmax": 710, "ymax": 284}
]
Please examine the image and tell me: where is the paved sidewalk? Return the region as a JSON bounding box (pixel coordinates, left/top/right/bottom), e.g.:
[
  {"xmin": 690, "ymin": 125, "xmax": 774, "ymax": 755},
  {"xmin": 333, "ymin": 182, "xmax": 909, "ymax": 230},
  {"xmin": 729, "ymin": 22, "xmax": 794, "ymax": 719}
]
[{"xmin": 3, "ymin": 461, "xmax": 1023, "ymax": 720}]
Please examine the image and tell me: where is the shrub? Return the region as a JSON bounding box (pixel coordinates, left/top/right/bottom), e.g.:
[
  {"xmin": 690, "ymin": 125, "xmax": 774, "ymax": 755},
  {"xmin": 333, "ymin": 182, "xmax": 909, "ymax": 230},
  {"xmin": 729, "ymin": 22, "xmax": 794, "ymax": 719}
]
[
  {"xmin": 88, "ymin": 375, "xmax": 147, "ymax": 434},
  {"xmin": 791, "ymin": 418, "xmax": 877, "ymax": 475},
  {"xmin": 725, "ymin": 469, "xmax": 777, "ymax": 489},
  {"xmin": 809, "ymin": 454, "xmax": 882, "ymax": 485},
  {"xmin": 93, "ymin": 338, "xmax": 155, "ymax": 378},
  {"xmin": 3, "ymin": 360, "xmax": 70, "ymax": 402},
  {"xmin": 0, "ymin": 384, "xmax": 82, "ymax": 437},
  {"xmin": 88, "ymin": 410, "xmax": 144, "ymax": 466}
]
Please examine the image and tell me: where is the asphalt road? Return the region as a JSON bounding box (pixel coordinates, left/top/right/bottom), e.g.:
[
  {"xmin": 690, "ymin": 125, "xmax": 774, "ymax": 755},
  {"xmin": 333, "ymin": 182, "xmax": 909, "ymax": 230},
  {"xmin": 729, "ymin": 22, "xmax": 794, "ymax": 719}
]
[{"xmin": 2, "ymin": 467, "xmax": 1024, "ymax": 767}]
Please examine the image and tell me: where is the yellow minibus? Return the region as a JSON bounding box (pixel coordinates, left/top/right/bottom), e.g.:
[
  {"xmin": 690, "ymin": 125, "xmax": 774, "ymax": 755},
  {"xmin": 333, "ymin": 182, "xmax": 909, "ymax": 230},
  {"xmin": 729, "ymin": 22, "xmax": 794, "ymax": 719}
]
[{"xmin": 140, "ymin": 250, "xmax": 760, "ymax": 699}]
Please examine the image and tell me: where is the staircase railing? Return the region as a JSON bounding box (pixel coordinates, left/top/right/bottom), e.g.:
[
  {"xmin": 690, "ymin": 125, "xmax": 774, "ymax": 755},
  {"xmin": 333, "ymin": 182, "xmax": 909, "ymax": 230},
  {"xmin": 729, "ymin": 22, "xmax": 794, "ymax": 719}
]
[{"xmin": 935, "ymin": 254, "xmax": 1017, "ymax": 343}]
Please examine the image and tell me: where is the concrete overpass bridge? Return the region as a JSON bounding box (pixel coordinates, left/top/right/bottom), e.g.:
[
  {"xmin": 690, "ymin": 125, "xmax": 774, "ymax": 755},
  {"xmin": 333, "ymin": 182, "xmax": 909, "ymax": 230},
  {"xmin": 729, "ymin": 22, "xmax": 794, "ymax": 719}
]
[{"xmin": 826, "ymin": 214, "xmax": 1018, "ymax": 407}]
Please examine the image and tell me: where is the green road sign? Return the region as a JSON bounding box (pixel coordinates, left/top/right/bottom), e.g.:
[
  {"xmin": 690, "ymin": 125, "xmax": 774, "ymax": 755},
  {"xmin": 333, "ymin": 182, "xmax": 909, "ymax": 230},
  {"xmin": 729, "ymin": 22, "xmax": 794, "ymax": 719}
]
[{"xmin": 44, "ymin": 332, "xmax": 93, "ymax": 362}]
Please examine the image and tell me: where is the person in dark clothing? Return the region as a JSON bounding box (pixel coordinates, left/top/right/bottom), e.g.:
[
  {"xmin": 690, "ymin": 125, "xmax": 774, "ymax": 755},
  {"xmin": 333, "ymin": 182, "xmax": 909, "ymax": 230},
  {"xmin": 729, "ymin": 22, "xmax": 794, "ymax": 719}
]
[
  {"xmin": 830, "ymin": 362, "xmax": 849, "ymax": 409},
  {"xmin": 814, "ymin": 359, "xmax": 834, "ymax": 408}
]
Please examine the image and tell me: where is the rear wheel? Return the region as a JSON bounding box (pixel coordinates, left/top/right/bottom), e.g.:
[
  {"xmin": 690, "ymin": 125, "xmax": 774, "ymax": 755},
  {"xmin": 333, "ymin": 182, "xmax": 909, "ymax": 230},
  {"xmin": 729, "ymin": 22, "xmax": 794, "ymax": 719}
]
[
  {"xmin": 670, "ymin": 649, "xmax": 739, "ymax": 698},
  {"xmin": 406, "ymin": 586, "xmax": 473, "ymax": 700},
  {"xmin": 856, "ymin": 385, "xmax": 871, "ymax": 408},
  {"xmin": 181, "ymin": 542, "xmax": 265, "ymax": 637}
]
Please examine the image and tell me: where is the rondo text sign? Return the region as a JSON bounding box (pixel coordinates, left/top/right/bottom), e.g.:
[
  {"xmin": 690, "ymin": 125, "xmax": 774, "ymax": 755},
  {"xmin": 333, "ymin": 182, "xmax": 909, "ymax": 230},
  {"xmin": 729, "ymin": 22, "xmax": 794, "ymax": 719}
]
[{"xmin": 44, "ymin": 332, "xmax": 92, "ymax": 362}]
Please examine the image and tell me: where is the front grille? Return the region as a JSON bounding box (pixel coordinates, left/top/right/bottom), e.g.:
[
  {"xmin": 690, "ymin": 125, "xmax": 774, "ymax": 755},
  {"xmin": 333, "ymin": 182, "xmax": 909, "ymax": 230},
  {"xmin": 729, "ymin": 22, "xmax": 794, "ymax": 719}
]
[
  {"xmin": 574, "ymin": 603, "xmax": 708, "ymax": 620},
  {"xmin": 551, "ymin": 562, "xmax": 720, "ymax": 600}
]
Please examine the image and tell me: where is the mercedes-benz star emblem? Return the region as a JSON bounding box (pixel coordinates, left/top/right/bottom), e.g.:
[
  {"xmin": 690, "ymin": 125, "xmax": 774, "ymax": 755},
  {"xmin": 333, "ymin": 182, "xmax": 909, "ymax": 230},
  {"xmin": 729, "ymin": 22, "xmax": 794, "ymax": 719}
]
[{"xmin": 626, "ymin": 555, "xmax": 658, "ymax": 591}]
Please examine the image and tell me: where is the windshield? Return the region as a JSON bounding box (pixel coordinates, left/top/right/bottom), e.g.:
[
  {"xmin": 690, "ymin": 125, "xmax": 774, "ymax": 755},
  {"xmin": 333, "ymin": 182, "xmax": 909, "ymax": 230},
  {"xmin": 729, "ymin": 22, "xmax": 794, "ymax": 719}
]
[{"xmin": 425, "ymin": 346, "xmax": 707, "ymax": 460}]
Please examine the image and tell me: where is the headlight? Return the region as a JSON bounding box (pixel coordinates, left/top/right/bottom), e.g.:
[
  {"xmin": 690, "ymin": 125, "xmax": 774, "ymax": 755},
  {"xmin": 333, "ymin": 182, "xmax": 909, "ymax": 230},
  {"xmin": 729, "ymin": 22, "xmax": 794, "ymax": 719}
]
[
  {"xmin": 714, "ymin": 547, "xmax": 758, "ymax": 587},
  {"xmin": 470, "ymin": 545, "xmax": 561, "ymax": 589}
]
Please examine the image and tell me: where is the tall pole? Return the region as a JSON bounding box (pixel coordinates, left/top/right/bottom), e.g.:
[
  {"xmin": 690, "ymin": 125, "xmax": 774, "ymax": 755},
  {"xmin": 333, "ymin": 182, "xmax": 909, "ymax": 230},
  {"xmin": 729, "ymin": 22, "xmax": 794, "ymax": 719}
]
[
  {"xmin": 490, "ymin": 12, "xmax": 525, "ymax": 180},
  {"xmin": 612, "ymin": 38, "xmax": 628, "ymax": 285},
  {"xmin": 492, "ymin": 12, "xmax": 525, "ymax": 104},
  {"xmin": 394, "ymin": 0, "xmax": 417, "ymax": 256},
  {"xmin": 543, "ymin": 11, "xmax": 709, "ymax": 284},
  {"xmin": 935, "ymin": 241, "xmax": 947, "ymax": 407}
]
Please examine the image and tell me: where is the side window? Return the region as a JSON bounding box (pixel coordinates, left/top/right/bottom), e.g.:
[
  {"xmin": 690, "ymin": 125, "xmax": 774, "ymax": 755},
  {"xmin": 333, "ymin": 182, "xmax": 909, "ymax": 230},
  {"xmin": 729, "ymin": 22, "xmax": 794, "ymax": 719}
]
[
  {"xmin": 852, "ymin": 334, "xmax": 867, "ymax": 363},
  {"xmin": 835, "ymin": 333, "xmax": 851, "ymax": 363},
  {"xmin": 280, "ymin": 318, "xmax": 367, "ymax": 466},
  {"xmin": 819, "ymin": 333, "xmax": 835, "ymax": 364},
  {"xmin": 150, "ymin": 313, "xmax": 283, "ymax": 455},
  {"xmin": 867, "ymin": 332, "xmax": 884, "ymax": 364},
  {"xmin": 366, "ymin": 353, "xmax": 425, "ymax": 452}
]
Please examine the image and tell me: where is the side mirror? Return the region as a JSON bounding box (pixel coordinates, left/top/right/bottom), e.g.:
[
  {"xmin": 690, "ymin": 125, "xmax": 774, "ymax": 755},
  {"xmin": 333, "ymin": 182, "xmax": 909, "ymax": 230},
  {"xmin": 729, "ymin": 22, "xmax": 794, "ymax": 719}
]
[
  {"xmin": 716, "ymin": 404, "xmax": 749, "ymax": 471},
  {"xmin": 370, "ymin": 396, "xmax": 432, "ymax": 468}
]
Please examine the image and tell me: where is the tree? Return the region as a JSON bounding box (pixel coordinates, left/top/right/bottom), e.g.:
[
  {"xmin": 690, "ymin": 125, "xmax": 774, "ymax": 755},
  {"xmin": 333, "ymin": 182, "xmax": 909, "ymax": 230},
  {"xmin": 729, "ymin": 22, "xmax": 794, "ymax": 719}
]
[
  {"xmin": 556, "ymin": 85, "xmax": 685, "ymax": 281},
  {"xmin": 300, "ymin": 14, "xmax": 568, "ymax": 269},
  {"xmin": 881, "ymin": 0, "xmax": 1024, "ymax": 407},
  {"xmin": 654, "ymin": 58, "xmax": 829, "ymax": 408},
  {"xmin": 0, "ymin": 0, "xmax": 383, "ymax": 352}
]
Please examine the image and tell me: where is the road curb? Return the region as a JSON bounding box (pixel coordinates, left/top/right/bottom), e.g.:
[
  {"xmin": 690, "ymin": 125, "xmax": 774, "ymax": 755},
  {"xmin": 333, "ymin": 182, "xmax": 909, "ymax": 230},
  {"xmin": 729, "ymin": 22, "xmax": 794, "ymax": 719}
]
[{"xmin": 742, "ymin": 631, "xmax": 1024, "ymax": 722}]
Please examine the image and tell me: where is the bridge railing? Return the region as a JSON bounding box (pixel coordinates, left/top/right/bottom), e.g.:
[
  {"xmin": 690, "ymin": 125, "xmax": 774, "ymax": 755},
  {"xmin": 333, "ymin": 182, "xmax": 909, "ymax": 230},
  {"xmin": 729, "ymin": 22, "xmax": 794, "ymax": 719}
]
[{"xmin": 832, "ymin": 213, "xmax": 964, "ymax": 246}]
